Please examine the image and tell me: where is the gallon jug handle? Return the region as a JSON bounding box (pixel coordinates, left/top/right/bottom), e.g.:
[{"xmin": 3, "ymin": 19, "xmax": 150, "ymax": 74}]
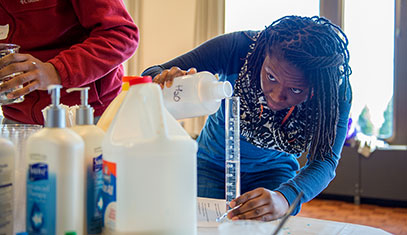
[{"xmin": 147, "ymin": 84, "xmax": 169, "ymax": 139}]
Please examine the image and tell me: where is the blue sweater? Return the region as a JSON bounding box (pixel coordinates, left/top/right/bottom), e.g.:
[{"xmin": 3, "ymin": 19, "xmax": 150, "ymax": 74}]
[{"xmin": 142, "ymin": 31, "xmax": 352, "ymax": 213}]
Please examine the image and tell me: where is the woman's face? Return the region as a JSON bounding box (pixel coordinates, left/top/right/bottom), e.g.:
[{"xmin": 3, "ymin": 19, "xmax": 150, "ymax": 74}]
[{"xmin": 260, "ymin": 54, "xmax": 310, "ymax": 111}]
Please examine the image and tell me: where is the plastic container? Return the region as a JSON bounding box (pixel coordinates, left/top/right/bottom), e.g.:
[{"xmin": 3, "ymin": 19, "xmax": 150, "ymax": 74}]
[
  {"xmin": 97, "ymin": 76, "xmax": 131, "ymax": 132},
  {"xmin": 0, "ymin": 43, "xmax": 24, "ymax": 105},
  {"xmin": 102, "ymin": 76, "xmax": 198, "ymax": 235},
  {"xmin": 0, "ymin": 137, "xmax": 15, "ymax": 235},
  {"xmin": 1, "ymin": 124, "xmax": 42, "ymax": 234},
  {"xmin": 162, "ymin": 71, "xmax": 233, "ymax": 120},
  {"xmin": 68, "ymin": 87, "xmax": 105, "ymax": 235},
  {"xmin": 26, "ymin": 85, "xmax": 85, "ymax": 235}
]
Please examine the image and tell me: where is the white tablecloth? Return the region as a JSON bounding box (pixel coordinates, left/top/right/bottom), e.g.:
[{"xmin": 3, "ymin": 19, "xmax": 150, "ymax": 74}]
[{"xmin": 198, "ymin": 216, "xmax": 391, "ymax": 235}]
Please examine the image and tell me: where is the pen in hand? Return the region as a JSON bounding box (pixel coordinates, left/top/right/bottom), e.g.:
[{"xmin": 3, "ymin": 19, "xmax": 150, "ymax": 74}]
[{"xmin": 216, "ymin": 204, "xmax": 241, "ymax": 223}]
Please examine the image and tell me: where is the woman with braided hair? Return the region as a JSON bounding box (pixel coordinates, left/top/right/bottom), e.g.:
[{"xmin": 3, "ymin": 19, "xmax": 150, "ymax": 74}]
[{"xmin": 142, "ymin": 15, "xmax": 352, "ymax": 221}]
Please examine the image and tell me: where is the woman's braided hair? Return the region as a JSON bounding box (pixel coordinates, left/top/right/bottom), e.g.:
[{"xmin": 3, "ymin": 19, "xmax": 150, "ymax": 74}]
[{"xmin": 246, "ymin": 15, "xmax": 352, "ymax": 159}]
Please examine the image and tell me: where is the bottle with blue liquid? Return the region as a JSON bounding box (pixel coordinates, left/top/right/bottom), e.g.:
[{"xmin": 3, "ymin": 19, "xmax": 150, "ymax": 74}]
[{"xmin": 26, "ymin": 85, "xmax": 85, "ymax": 235}]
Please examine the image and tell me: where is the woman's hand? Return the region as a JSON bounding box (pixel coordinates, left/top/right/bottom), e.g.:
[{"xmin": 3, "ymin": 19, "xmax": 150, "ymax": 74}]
[
  {"xmin": 153, "ymin": 66, "xmax": 197, "ymax": 89},
  {"xmin": 227, "ymin": 188, "xmax": 289, "ymax": 221},
  {"xmin": 0, "ymin": 53, "xmax": 61, "ymax": 99}
]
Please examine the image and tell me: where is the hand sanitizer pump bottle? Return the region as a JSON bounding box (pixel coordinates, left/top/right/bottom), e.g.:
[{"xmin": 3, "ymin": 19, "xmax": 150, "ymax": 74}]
[
  {"xmin": 26, "ymin": 85, "xmax": 85, "ymax": 235},
  {"xmin": 68, "ymin": 87, "xmax": 105, "ymax": 235},
  {"xmin": 0, "ymin": 138, "xmax": 15, "ymax": 235},
  {"xmin": 162, "ymin": 71, "xmax": 233, "ymax": 120}
]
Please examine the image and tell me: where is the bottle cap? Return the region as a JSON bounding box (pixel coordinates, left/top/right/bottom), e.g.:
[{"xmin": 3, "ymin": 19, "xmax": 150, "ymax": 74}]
[
  {"xmin": 66, "ymin": 87, "xmax": 93, "ymax": 125},
  {"xmin": 122, "ymin": 76, "xmax": 131, "ymax": 91},
  {"xmin": 129, "ymin": 76, "xmax": 152, "ymax": 86},
  {"xmin": 122, "ymin": 76, "xmax": 131, "ymax": 83},
  {"xmin": 64, "ymin": 232, "xmax": 76, "ymax": 235},
  {"xmin": 45, "ymin": 85, "xmax": 65, "ymax": 128}
]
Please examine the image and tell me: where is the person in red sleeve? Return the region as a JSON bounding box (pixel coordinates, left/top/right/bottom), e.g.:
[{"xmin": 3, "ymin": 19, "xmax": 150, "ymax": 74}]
[{"xmin": 0, "ymin": 0, "xmax": 139, "ymax": 125}]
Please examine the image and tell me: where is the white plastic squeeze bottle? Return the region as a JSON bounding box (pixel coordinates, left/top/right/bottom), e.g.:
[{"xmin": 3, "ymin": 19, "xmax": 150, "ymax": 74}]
[
  {"xmin": 68, "ymin": 87, "xmax": 105, "ymax": 235},
  {"xmin": 26, "ymin": 85, "xmax": 85, "ymax": 235},
  {"xmin": 0, "ymin": 137, "xmax": 15, "ymax": 235},
  {"xmin": 162, "ymin": 71, "xmax": 233, "ymax": 119}
]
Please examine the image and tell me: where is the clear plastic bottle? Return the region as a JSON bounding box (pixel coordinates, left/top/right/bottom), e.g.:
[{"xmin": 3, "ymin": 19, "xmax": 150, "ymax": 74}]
[
  {"xmin": 102, "ymin": 76, "xmax": 198, "ymax": 235},
  {"xmin": 68, "ymin": 87, "xmax": 105, "ymax": 235},
  {"xmin": 0, "ymin": 137, "xmax": 15, "ymax": 235},
  {"xmin": 26, "ymin": 85, "xmax": 85, "ymax": 235},
  {"xmin": 162, "ymin": 71, "xmax": 233, "ymax": 120}
]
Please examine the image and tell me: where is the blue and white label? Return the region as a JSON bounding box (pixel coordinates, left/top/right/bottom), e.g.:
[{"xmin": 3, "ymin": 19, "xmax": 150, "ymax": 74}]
[
  {"xmin": 26, "ymin": 162, "xmax": 56, "ymax": 235},
  {"xmin": 87, "ymin": 154, "xmax": 103, "ymax": 234},
  {"xmin": 29, "ymin": 163, "xmax": 48, "ymax": 181}
]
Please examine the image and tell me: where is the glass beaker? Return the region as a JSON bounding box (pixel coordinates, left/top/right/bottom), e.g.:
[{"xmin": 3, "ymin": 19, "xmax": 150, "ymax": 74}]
[
  {"xmin": 0, "ymin": 124, "xmax": 42, "ymax": 234},
  {"xmin": 0, "ymin": 43, "xmax": 24, "ymax": 105}
]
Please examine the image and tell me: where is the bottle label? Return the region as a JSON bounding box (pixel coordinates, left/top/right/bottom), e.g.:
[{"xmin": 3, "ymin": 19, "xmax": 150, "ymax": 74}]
[
  {"xmin": 0, "ymin": 162, "xmax": 13, "ymax": 234},
  {"xmin": 26, "ymin": 162, "xmax": 56, "ymax": 235},
  {"xmin": 172, "ymin": 84, "xmax": 184, "ymax": 102},
  {"xmin": 102, "ymin": 160, "xmax": 116, "ymax": 229},
  {"xmin": 87, "ymin": 154, "xmax": 103, "ymax": 234}
]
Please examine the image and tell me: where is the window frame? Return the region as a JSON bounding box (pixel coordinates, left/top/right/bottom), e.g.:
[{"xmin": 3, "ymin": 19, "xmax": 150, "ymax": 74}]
[{"xmin": 321, "ymin": 0, "xmax": 406, "ymax": 145}]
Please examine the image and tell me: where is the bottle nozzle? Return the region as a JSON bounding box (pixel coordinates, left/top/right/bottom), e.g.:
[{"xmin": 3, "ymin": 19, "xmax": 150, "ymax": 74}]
[
  {"xmin": 45, "ymin": 84, "xmax": 65, "ymax": 128},
  {"xmin": 204, "ymin": 81, "xmax": 233, "ymax": 101},
  {"xmin": 66, "ymin": 87, "xmax": 90, "ymax": 107},
  {"xmin": 67, "ymin": 87, "xmax": 93, "ymax": 125},
  {"xmin": 47, "ymin": 84, "xmax": 62, "ymax": 107}
]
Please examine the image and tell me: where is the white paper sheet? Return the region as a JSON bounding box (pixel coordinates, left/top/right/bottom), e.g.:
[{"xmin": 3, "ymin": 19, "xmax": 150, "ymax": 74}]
[
  {"xmin": 197, "ymin": 197, "xmax": 226, "ymax": 227},
  {"xmin": 196, "ymin": 198, "xmax": 391, "ymax": 235}
]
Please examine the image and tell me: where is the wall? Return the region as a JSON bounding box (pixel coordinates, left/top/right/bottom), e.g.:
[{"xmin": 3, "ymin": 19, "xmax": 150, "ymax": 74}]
[{"xmin": 124, "ymin": 0, "xmax": 197, "ymax": 76}]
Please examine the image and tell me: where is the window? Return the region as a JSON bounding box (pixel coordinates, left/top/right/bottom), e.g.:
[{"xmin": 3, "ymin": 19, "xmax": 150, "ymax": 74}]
[
  {"xmin": 344, "ymin": 0, "xmax": 395, "ymax": 138},
  {"xmin": 226, "ymin": 0, "xmax": 403, "ymax": 142},
  {"xmin": 225, "ymin": 0, "xmax": 319, "ymax": 33}
]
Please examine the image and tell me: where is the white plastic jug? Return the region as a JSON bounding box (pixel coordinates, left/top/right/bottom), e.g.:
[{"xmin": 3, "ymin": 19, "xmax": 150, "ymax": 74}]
[
  {"xmin": 162, "ymin": 71, "xmax": 233, "ymax": 120},
  {"xmin": 102, "ymin": 76, "xmax": 198, "ymax": 235},
  {"xmin": 97, "ymin": 76, "xmax": 131, "ymax": 132}
]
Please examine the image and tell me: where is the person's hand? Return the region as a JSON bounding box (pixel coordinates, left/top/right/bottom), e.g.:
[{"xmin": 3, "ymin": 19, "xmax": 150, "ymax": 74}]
[
  {"xmin": 227, "ymin": 188, "xmax": 289, "ymax": 221},
  {"xmin": 153, "ymin": 66, "xmax": 197, "ymax": 89},
  {"xmin": 0, "ymin": 53, "xmax": 61, "ymax": 99}
]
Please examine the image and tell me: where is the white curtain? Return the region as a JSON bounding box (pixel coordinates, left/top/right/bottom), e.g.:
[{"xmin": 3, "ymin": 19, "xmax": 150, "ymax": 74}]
[
  {"xmin": 122, "ymin": 0, "xmax": 225, "ymax": 138},
  {"xmin": 122, "ymin": 0, "xmax": 142, "ymax": 76},
  {"xmin": 181, "ymin": 0, "xmax": 225, "ymax": 138}
]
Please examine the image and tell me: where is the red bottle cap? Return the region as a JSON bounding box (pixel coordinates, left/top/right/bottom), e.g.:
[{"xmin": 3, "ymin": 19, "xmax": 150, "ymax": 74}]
[{"xmin": 128, "ymin": 76, "xmax": 152, "ymax": 86}]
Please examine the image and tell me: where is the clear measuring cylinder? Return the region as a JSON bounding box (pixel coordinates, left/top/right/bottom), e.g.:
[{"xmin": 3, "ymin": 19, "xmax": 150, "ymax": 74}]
[{"xmin": 225, "ymin": 96, "xmax": 240, "ymax": 210}]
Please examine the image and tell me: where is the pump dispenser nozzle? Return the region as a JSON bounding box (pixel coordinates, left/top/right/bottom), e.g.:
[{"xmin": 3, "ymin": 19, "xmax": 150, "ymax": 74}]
[
  {"xmin": 46, "ymin": 84, "xmax": 65, "ymax": 128},
  {"xmin": 67, "ymin": 87, "xmax": 93, "ymax": 125}
]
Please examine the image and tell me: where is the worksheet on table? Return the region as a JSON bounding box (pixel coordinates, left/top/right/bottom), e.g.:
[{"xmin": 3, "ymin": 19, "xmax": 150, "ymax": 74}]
[{"xmin": 197, "ymin": 197, "xmax": 226, "ymax": 228}]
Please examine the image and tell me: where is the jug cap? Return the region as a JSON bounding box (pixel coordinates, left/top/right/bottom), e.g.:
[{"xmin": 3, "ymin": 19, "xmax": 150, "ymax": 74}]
[
  {"xmin": 122, "ymin": 76, "xmax": 131, "ymax": 91},
  {"xmin": 129, "ymin": 76, "xmax": 152, "ymax": 86},
  {"xmin": 122, "ymin": 76, "xmax": 132, "ymax": 83}
]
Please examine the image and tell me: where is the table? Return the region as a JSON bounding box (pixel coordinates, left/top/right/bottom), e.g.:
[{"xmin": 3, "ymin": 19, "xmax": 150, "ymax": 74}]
[{"xmin": 198, "ymin": 216, "xmax": 391, "ymax": 235}]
